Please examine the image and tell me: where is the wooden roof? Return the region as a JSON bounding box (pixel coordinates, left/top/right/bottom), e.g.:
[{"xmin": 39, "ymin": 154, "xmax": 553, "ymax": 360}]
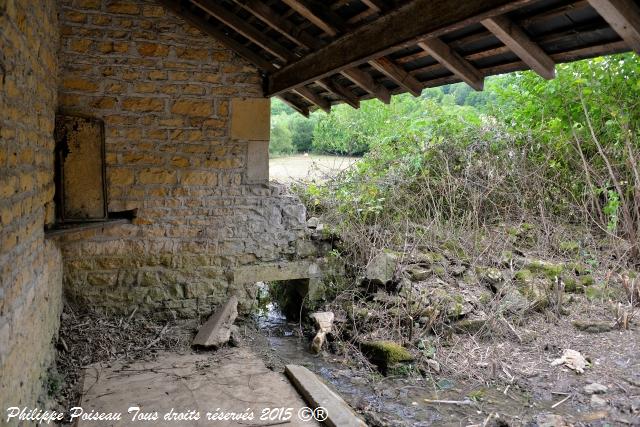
[{"xmin": 160, "ymin": 0, "xmax": 640, "ymax": 115}]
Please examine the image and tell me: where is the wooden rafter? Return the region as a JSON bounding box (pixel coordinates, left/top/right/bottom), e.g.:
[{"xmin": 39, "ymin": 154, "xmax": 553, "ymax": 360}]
[
  {"xmin": 418, "ymin": 38, "xmax": 484, "ymax": 90},
  {"xmin": 281, "ymin": 0, "xmax": 343, "ymax": 36},
  {"xmin": 587, "ymin": 0, "xmax": 640, "ymax": 53},
  {"xmin": 370, "ymin": 57, "xmax": 423, "ymax": 96},
  {"xmin": 482, "ymin": 15, "xmax": 555, "ymax": 79},
  {"xmin": 235, "ymin": 0, "xmax": 389, "ymax": 104},
  {"xmin": 192, "ymin": 0, "xmax": 295, "ymax": 62},
  {"xmin": 159, "ymin": 0, "xmax": 276, "ymax": 72},
  {"xmin": 341, "ymin": 67, "xmax": 391, "ymax": 103},
  {"xmin": 277, "ymin": 94, "xmax": 310, "ymax": 117},
  {"xmin": 316, "ymin": 78, "xmax": 360, "ymax": 109},
  {"xmin": 293, "ymin": 86, "xmax": 332, "ymax": 112},
  {"xmin": 233, "ymin": 0, "xmax": 322, "ymax": 50},
  {"xmin": 266, "ymin": 0, "xmax": 531, "ymax": 95}
]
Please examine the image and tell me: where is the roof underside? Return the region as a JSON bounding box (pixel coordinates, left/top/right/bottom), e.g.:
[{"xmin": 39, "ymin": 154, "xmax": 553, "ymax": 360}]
[{"xmin": 160, "ymin": 0, "xmax": 640, "ymax": 115}]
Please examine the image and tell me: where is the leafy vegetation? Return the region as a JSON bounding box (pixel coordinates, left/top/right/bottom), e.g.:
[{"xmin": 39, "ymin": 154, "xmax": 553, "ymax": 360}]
[{"xmin": 283, "ymin": 53, "xmax": 640, "ymax": 263}]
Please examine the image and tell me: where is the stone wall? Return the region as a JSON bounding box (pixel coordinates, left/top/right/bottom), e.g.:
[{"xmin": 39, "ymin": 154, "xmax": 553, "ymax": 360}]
[
  {"xmin": 0, "ymin": 0, "xmax": 64, "ymax": 413},
  {"xmin": 56, "ymin": 0, "xmax": 320, "ymax": 317}
]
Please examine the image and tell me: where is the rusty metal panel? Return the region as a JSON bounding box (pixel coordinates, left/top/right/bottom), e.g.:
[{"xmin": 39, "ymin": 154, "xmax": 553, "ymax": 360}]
[{"xmin": 54, "ymin": 115, "xmax": 107, "ymax": 222}]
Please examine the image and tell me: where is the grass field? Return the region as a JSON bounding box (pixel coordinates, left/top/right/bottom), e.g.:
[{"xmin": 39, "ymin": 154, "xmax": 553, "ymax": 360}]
[{"xmin": 269, "ymin": 154, "xmax": 359, "ymax": 182}]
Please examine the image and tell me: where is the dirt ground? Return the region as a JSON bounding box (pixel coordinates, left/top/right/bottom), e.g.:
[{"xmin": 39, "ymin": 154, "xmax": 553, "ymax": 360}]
[
  {"xmin": 50, "ymin": 292, "xmax": 639, "ymax": 426},
  {"xmin": 269, "ymin": 154, "xmax": 359, "ymax": 182}
]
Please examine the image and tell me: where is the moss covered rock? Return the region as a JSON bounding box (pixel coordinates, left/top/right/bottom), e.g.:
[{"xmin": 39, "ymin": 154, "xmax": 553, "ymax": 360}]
[{"xmin": 360, "ymin": 340, "xmax": 414, "ymax": 369}]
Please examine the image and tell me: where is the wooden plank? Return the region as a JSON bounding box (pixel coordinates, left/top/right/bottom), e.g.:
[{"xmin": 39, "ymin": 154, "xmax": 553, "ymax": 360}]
[
  {"xmin": 482, "ymin": 15, "xmax": 555, "ymax": 79},
  {"xmin": 285, "ymin": 365, "xmax": 367, "ymax": 427},
  {"xmin": 282, "ymin": 0, "xmax": 342, "ymax": 36},
  {"xmin": 192, "ymin": 296, "xmax": 238, "ymax": 347},
  {"xmin": 293, "ymin": 86, "xmax": 332, "ymax": 112},
  {"xmin": 192, "ymin": 0, "xmax": 295, "ymax": 62},
  {"xmin": 159, "ymin": 0, "xmax": 276, "ymax": 72},
  {"xmin": 588, "ymin": 0, "xmax": 640, "ymax": 53},
  {"xmin": 418, "ymin": 38, "xmax": 484, "ymax": 90},
  {"xmin": 235, "ymin": 0, "xmax": 322, "ymax": 50},
  {"xmin": 369, "ymin": 56, "xmax": 423, "ymax": 96},
  {"xmin": 316, "ymin": 78, "xmax": 360, "ymax": 108},
  {"xmin": 277, "ymin": 95, "xmax": 310, "ymax": 117},
  {"xmin": 266, "ymin": 0, "xmax": 533, "ymax": 95},
  {"xmin": 341, "ymin": 67, "xmax": 391, "ymax": 103}
]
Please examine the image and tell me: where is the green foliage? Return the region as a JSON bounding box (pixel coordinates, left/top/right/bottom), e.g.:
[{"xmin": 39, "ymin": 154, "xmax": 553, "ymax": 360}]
[
  {"xmin": 269, "ymin": 114, "xmax": 295, "ymax": 155},
  {"xmin": 293, "ymin": 53, "xmax": 640, "ymax": 263}
]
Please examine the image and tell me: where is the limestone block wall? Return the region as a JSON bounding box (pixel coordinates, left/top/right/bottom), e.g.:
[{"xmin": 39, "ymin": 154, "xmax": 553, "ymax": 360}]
[
  {"xmin": 0, "ymin": 0, "xmax": 64, "ymax": 412},
  {"xmin": 56, "ymin": 0, "xmax": 316, "ymax": 317}
]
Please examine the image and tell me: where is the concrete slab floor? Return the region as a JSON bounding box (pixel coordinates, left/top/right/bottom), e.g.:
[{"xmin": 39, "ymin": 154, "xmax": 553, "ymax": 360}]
[{"xmin": 76, "ymin": 347, "xmax": 320, "ymax": 427}]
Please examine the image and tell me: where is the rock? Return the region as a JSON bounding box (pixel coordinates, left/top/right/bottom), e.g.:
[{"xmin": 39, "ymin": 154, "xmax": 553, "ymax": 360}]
[
  {"xmin": 365, "ymin": 250, "xmax": 398, "ymax": 285},
  {"xmin": 229, "ymin": 325, "xmax": 242, "ymax": 347},
  {"xmin": 534, "ymin": 413, "xmax": 569, "ymax": 427},
  {"xmin": 584, "ymin": 383, "xmax": 608, "ymax": 394},
  {"xmin": 192, "ymin": 296, "xmax": 238, "ymax": 348},
  {"xmin": 449, "ymin": 264, "xmax": 466, "ymax": 277},
  {"xmin": 306, "ymin": 217, "xmax": 320, "ymax": 228},
  {"xmin": 573, "ymin": 320, "xmax": 613, "ymax": 333},
  {"xmin": 590, "ymin": 395, "xmax": 607, "ymax": 406},
  {"xmin": 360, "ymin": 341, "xmax": 414, "ymax": 371},
  {"xmin": 478, "ymin": 267, "xmax": 504, "ymax": 291},
  {"xmin": 310, "ymin": 311, "xmax": 334, "ymax": 332},
  {"xmin": 551, "ymin": 349, "xmax": 587, "ymax": 374},
  {"xmin": 453, "ymin": 317, "xmax": 487, "ymax": 334},
  {"xmin": 425, "ymin": 359, "xmax": 440, "ymax": 373},
  {"xmin": 406, "ymin": 265, "xmax": 430, "ymax": 281},
  {"xmin": 309, "ymin": 312, "xmax": 334, "ymax": 354}
]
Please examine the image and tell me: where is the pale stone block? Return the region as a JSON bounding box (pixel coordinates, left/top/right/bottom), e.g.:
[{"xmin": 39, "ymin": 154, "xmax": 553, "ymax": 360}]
[
  {"xmin": 246, "ymin": 140, "xmax": 269, "ymax": 183},
  {"xmin": 230, "ymin": 97, "xmax": 270, "ymax": 140}
]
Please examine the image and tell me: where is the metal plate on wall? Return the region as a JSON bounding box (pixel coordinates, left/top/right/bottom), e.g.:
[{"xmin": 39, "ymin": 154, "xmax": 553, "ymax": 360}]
[{"xmin": 54, "ymin": 115, "xmax": 107, "ymax": 222}]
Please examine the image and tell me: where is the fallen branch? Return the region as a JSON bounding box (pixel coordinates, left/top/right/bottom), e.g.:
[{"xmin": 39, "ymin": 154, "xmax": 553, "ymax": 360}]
[{"xmin": 423, "ymin": 398, "xmax": 473, "ymax": 405}]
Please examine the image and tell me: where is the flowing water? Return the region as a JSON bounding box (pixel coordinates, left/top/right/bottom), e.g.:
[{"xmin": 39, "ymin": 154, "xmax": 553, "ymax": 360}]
[{"xmin": 250, "ymin": 283, "xmax": 543, "ymax": 426}]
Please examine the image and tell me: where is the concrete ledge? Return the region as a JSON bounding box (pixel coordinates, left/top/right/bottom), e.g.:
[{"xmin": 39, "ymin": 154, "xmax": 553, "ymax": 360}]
[
  {"xmin": 285, "ymin": 364, "xmax": 367, "ymax": 427},
  {"xmin": 233, "ymin": 260, "xmax": 324, "ymax": 284}
]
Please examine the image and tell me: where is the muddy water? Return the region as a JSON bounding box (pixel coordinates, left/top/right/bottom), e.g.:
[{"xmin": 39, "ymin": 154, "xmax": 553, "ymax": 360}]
[{"xmin": 251, "ymin": 284, "xmax": 547, "ymax": 426}]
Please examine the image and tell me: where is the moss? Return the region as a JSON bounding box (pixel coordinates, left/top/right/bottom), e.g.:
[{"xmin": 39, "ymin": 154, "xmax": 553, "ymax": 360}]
[
  {"xmin": 579, "ymin": 275, "xmax": 595, "ymax": 287},
  {"xmin": 514, "ymin": 269, "xmax": 533, "ymax": 283},
  {"xmin": 573, "ymin": 320, "xmax": 613, "ymax": 333},
  {"xmin": 559, "ymin": 241, "xmax": 580, "ymax": 254},
  {"xmin": 527, "ymin": 260, "xmax": 564, "ymax": 280},
  {"xmin": 563, "ymin": 277, "xmax": 581, "ymax": 293},
  {"xmin": 360, "ymin": 340, "xmax": 414, "ymax": 368}
]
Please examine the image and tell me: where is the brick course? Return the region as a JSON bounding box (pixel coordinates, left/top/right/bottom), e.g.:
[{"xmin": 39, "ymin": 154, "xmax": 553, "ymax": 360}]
[
  {"xmin": 56, "ymin": 0, "xmax": 315, "ymax": 317},
  {"xmin": 0, "ymin": 0, "xmax": 63, "ymax": 415}
]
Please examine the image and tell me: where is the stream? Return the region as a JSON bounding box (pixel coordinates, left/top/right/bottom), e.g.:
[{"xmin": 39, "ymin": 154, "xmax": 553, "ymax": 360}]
[{"xmin": 249, "ymin": 283, "xmax": 541, "ymax": 426}]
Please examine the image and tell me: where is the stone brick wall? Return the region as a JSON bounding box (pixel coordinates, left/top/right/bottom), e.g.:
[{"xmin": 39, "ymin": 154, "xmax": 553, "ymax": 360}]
[
  {"xmin": 56, "ymin": 0, "xmax": 318, "ymax": 317},
  {"xmin": 0, "ymin": 0, "xmax": 64, "ymax": 413}
]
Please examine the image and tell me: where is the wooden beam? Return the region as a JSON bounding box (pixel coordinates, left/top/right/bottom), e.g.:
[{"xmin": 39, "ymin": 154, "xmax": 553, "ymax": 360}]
[
  {"xmin": 316, "ymin": 78, "xmax": 360, "ymax": 109},
  {"xmin": 418, "ymin": 38, "xmax": 484, "ymax": 90},
  {"xmin": 158, "ymin": 0, "xmax": 276, "ymax": 72},
  {"xmin": 292, "ymin": 86, "xmax": 332, "ymax": 113},
  {"xmin": 266, "ymin": 0, "xmax": 531, "ymax": 95},
  {"xmin": 341, "ymin": 67, "xmax": 391, "ymax": 103},
  {"xmin": 369, "ymin": 57, "xmax": 423, "ymax": 96},
  {"xmin": 588, "ymin": 0, "xmax": 640, "ymax": 53},
  {"xmin": 482, "ymin": 15, "xmax": 555, "ymax": 79},
  {"xmin": 234, "ymin": 0, "xmax": 322, "ymax": 50},
  {"xmin": 277, "ymin": 95, "xmax": 310, "ymax": 117},
  {"xmin": 192, "ymin": 0, "xmax": 296, "ymax": 62},
  {"xmin": 281, "ymin": 0, "xmax": 342, "ymax": 36},
  {"xmin": 234, "ymin": 0, "xmax": 388, "ymax": 105}
]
